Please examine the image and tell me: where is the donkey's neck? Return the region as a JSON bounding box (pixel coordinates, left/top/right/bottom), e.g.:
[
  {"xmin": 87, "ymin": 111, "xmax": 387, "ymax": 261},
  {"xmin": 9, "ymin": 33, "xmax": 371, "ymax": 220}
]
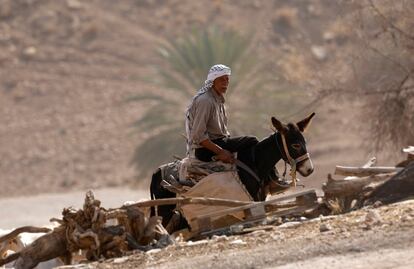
[{"xmin": 253, "ymin": 133, "xmax": 283, "ymax": 179}]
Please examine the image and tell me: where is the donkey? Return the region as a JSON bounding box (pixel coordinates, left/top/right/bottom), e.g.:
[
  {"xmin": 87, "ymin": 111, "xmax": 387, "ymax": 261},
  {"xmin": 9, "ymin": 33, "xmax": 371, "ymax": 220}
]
[{"xmin": 149, "ymin": 113, "xmax": 315, "ymax": 228}]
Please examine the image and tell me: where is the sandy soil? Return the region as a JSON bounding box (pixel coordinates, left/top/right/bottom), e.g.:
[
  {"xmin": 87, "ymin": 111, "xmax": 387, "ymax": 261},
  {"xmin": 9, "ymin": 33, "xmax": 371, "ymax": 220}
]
[
  {"xmin": 55, "ymin": 199, "xmax": 414, "ymax": 269},
  {"xmin": 0, "ymin": 188, "xmax": 148, "ymax": 229}
]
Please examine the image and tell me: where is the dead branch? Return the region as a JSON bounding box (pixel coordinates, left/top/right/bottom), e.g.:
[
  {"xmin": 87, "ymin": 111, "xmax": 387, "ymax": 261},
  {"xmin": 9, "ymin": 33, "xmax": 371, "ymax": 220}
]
[
  {"xmin": 118, "ymin": 197, "xmax": 253, "ymax": 210},
  {"xmin": 0, "ymin": 226, "xmax": 51, "ymax": 245},
  {"xmin": 1, "ymin": 227, "xmax": 69, "ymax": 269},
  {"xmin": 323, "ymin": 172, "xmax": 396, "ymax": 197},
  {"xmin": 334, "ymin": 166, "xmax": 402, "ymax": 177},
  {"xmin": 0, "ymin": 252, "xmax": 20, "ymax": 267},
  {"xmin": 364, "ymin": 162, "xmax": 414, "ymax": 205},
  {"xmin": 0, "ymin": 191, "xmax": 176, "ymax": 269}
]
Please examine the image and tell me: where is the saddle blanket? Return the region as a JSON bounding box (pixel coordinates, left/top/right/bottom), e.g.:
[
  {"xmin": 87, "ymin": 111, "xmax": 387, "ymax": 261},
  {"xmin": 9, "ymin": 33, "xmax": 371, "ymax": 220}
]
[
  {"xmin": 179, "ymin": 171, "xmax": 253, "ymax": 230},
  {"xmin": 160, "ymin": 157, "xmax": 236, "ymax": 186}
]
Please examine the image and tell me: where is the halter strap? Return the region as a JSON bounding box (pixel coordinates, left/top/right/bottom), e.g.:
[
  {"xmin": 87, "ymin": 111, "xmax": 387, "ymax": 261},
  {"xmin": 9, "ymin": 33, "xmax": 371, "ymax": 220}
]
[{"xmin": 275, "ymin": 132, "xmax": 310, "ymax": 187}]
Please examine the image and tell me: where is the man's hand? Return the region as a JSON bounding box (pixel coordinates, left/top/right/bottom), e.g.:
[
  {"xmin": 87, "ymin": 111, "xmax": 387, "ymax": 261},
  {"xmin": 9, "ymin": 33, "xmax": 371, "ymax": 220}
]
[
  {"xmin": 199, "ymin": 139, "xmax": 235, "ymax": 164},
  {"xmin": 215, "ymin": 149, "xmax": 235, "ymax": 164}
]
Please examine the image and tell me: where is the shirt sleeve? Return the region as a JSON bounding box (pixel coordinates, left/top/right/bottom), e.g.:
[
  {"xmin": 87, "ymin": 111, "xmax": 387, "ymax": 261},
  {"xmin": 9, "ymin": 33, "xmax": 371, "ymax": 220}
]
[{"xmin": 190, "ymin": 97, "xmax": 213, "ymax": 144}]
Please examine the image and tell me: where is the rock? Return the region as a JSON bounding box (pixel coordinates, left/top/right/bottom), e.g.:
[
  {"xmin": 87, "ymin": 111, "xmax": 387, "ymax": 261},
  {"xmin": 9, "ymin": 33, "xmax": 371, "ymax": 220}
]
[
  {"xmin": 401, "ymin": 215, "xmax": 413, "ymax": 222},
  {"xmin": 279, "ymin": 221, "xmax": 301, "ymax": 229},
  {"xmin": 267, "ymin": 216, "xmax": 282, "ymax": 225},
  {"xmin": 364, "ymin": 209, "xmax": 382, "ymax": 225},
  {"xmin": 307, "ymin": 4, "xmax": 321, "ymax": 16},
  {"xmin": 229, "ymin": 239, "xmax": 247, "ymax": 246},
  {"xmin": 56, "ymin": 264, "xmax": 91, "ymax": 269},
  {"xmin": 319, "ymin": 223, "xmax": 332, "ymax": 232},
  {"xmin": 229, "ymin": 224, "xmax": 244, "ymax": 233},
  {"xmin": 323, "ymin": 32, "xmax": 335, "ymax": 42},
  {"xmin": 22, "ymin": 46, "xmax": 37, "ymax": 59},
  {"xmin": 146, "ymin": 248, "xmax": 161, "ymax": 254},
  {"xmin": 113, "ymin": 256, "xmax": 129, "ymax": 263},
  {"xmin": 216, "ymin": 242, "xmax": 226, "ymax": 251},
  {"xmin": 311, "ymin": 46, "xmax": 328, "ymax": 61},
  {"xmin": 211, "ymin": 235, "xmax": 229, "ymax": 242},
  {"xmin": 373, "ymin": 201, "xmax": 383, "ymax": 208},
  {"xmin": 184, "ymin": 240, "xmax": 209, "ymax": 247},
  {"xmin": 66, "ymin": 0, "xmax": 83, "ymax": 10}
]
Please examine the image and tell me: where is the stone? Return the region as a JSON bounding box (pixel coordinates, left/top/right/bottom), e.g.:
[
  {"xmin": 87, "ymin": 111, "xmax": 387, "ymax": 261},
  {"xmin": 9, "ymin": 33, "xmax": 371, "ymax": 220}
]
[
  {"xmin": 319, "ymin": 223, "xmax": 332, "ymax": 232},
  {"xmin": 211, "ymin": 235, "xmax": 229, "ymax": 242},
  {"xmin": 364, "ymin": 210, "xmax": 382, "ymax": 225},
  {"xmin": 229, "ymin": 239, "xmax": 247, "ymax": 246},
  {"xmin": 66, "ymin": 0, "xmax": 83, "ymax": 10},
  {"xmin": 373, "ymin": 201, "xmax": 383, "ymax": 208},
  {"xmin": 22, "ymin": 46, "xmax": 37, "ymax": 58},
  {"xmin": 323, "ymin": 32, "xmax": 335, "ymax": 42},
  {"xmin": 279, "ymin": 221, "xmax": 301, "ymax": 229},
  {"xmin": 311, "ymin": 45, "xmax": 328, "ymax": 61},
  {"xmin": 146, "ymin": 248, "xmax": 161, "ymax": 254},
  {"xmin": 113, "ymin": 256, "xmax": 129, "ymax": 263}
]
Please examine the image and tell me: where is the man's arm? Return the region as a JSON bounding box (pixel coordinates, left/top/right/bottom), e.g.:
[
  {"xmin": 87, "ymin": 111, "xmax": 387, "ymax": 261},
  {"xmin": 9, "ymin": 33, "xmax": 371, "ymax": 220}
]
[
  {"xmin": 189, "ymin": 98, "xmax": 234, "ymax": 163},
  {"xmin": 199, "ymin": 139, "xmax": 235, "ymax": 163}
]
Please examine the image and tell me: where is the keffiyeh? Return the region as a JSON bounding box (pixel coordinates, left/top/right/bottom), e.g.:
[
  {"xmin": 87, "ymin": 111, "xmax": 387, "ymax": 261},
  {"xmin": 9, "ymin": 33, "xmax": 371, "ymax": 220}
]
[
  {"xmin": 193, "ymin": 64, "xmax": 232, "ymax": 98},
  {"xmin": 206, "ymin": 64, "xmax": 231, "ymax": 84}
]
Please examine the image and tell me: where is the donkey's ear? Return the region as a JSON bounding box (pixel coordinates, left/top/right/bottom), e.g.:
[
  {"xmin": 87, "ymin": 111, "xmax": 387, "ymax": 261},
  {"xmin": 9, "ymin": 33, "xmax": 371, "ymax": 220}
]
[
  {"xmin": 296, "ymin": 112, "xmax": 315, "ymax": 132},
  {"xmin": 271, "ymin": 117, "xmax": 288, "ymax": 135}
]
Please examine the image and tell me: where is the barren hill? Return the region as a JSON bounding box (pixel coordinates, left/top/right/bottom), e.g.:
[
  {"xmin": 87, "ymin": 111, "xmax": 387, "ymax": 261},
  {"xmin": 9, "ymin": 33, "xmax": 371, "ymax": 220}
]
[{"xmin": 0, "ymin": 0, "xmax": 381, "ymax": 198}]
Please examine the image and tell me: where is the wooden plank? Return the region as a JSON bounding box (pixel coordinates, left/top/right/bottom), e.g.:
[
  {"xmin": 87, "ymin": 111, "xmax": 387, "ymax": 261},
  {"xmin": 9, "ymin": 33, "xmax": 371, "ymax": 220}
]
[
  {"xmin": 323, "ymin": 173, "xmax": 396, "ymax": 196},
  {"xmin": 195, "ymin": 217, "xmax": 212, "ymax": 232},
  {"xmin": 198, "ymin": 204, "xmax": 318, "ymax": 237},
  {"xmin": 403, "ymin": 146, "xmax": 414, "ymax": 154},
  {"xmin": 120, "ymin": 197, "xmax": 253, "ymax": 210},
  {"xmin": 295, "ymin": 191, "xmax": 317, "ymax": 205},
  {"xmin": 335, "ymin": 166, "xmax": 403, "ymax": 177},
  {"xmin": 190, "ymin": 189, "xmax": 316, "ymax": 223},
  {"xmin": 344, "ymin": 157, "xmax": 377, "ymax": 180},
  {"xmin": 363, "ymin": 157, "xmax": 377, "ymax": 168},
  {"xmin": 244, "ymin": 204, "xmax": 266, "ymax": 220}
]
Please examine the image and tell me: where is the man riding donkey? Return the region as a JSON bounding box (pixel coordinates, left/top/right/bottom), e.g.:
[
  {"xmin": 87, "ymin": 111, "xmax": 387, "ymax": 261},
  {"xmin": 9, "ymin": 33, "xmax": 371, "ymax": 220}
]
[
  {"xmin": 150, "ymin": 64, "xmax": 315, "ymax": 232},
  {"xmin": 185, "ymin": 64, "xmax": 286, "ymax": 185}
]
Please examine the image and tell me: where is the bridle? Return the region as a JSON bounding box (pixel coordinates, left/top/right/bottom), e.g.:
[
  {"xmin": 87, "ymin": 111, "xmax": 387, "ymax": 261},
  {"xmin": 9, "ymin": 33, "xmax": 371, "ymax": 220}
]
[
  {"xmin": 235, "ymin": 131, "xmax": 310, "ymax": 195},
  {"xmin": 275, "ymin": 132, "xmax": 310, "ymax": 187}
]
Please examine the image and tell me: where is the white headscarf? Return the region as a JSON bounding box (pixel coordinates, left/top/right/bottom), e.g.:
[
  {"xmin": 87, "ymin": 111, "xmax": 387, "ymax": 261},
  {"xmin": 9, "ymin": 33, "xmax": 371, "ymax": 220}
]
[
  {"xmin": 195, "ymin": 64, "xmax": 232, "ymax": 97},
  {"xmin": 206, "ymin": 64, "xmax": 231, "ymax": 84}
]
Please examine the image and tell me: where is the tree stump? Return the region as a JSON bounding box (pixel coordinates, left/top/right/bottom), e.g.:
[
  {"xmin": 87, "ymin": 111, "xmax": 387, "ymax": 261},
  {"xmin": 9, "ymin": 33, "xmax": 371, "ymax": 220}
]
[{"xmin": 364, "ymin": 162, "xmax": 414, "ymax": 205}]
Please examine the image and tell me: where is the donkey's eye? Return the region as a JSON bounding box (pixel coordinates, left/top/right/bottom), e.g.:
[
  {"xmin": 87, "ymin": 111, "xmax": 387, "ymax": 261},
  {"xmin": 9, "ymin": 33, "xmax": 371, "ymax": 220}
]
[{"xmin": 291, "ymin": 144, "xmax": 301, "ymax": 150}]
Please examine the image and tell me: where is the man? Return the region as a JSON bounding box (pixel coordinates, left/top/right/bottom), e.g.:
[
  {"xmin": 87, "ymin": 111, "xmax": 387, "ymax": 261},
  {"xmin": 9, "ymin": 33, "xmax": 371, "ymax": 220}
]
[{"xmin": 185, "ymin": 64, "xmax": 258, "ymax": 163}]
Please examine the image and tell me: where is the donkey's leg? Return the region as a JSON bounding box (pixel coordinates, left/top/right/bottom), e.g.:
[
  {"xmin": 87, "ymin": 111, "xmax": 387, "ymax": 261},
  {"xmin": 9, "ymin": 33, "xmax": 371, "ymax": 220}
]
[{"xmin": 149, "ymin": 168, "xmax": 177, "ymax": 227}]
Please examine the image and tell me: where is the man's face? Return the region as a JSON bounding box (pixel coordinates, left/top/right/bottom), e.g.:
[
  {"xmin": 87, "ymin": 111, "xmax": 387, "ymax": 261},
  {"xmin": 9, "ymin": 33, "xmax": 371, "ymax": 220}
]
[{"xmin": 213, "ymin": 75, "xmax": 230, "ymax": 95}]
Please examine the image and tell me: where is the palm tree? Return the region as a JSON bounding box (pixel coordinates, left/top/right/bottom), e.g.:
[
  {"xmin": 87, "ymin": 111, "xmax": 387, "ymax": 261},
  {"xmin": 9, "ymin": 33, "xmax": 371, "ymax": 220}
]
[{"xmin": 129, "ymin": 27, "xmax": 289, "ymax": 177}]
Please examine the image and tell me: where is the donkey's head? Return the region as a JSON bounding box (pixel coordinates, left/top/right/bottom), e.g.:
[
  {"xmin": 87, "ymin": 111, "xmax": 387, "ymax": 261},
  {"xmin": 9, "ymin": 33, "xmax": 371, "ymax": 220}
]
[{"xmin": 271, "ymin": 113, "xmax": 315, "ymax": 177}]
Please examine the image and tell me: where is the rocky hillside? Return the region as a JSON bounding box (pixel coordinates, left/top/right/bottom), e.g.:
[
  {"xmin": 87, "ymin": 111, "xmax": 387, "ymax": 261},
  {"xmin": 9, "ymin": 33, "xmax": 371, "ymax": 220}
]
[
  {"xmin": 0, "ymin": 0, "xmax": 381, "ymax": 197},
  {"xmin": 60, "ymin": 199, "xmax": 414, "ymax": 269}
]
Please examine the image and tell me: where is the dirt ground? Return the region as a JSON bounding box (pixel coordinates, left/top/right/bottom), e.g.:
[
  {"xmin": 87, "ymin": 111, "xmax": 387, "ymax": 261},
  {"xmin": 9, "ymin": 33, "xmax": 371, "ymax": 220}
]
[
  {"xmin": 0, "ymin": 188, "xmax": 148, "ymax": 229},
  {"xmin": 57, "ymin": 199, "xmax": 414, "ymax": 269}
]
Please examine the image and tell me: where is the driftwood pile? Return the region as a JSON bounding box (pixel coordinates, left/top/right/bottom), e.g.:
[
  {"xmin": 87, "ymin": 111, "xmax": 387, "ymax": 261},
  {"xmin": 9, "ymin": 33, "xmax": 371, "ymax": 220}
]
[
  {"xmin": 323, "ymin": 146, "xmax": 414, "ymax": 212},
  {"xmin": 0, "ymin": 191, "xmax": 319, "ymax": 269},
  {"xmin": 0, "ymin": 191, "xmax": 172, "ymax": 269}
]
